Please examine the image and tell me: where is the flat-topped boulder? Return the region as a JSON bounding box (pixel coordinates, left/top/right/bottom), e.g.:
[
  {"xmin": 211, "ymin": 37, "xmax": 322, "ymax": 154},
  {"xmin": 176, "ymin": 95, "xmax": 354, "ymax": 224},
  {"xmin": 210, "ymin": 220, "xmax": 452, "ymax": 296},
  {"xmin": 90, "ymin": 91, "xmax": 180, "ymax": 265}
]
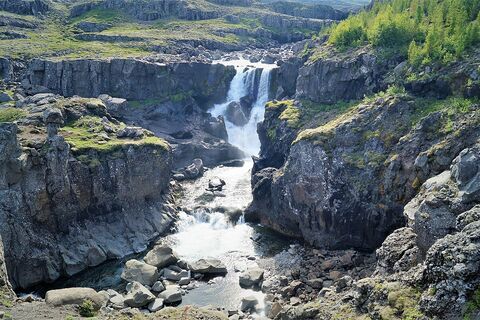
[
  {"xmin": 45, "ymin": 288, "xmax": 105, "ymax": 309},
  {"xmin": 239, "ymin": 267, "xmax": 264, "ymax": 287},
  {"xmin": 144, "ymin": 245, "xmax": 178, "ymax": 269},
  {"xmin": 124, "ymin": 281, "xmax": 156, "ymax": 308},
  {"xmin": 189, "ymin": 258, "xmax": 227, "ymax": 275},
  {"xmin": 121, "ymin": 260, "xmax": 159, "ymax": 287}
]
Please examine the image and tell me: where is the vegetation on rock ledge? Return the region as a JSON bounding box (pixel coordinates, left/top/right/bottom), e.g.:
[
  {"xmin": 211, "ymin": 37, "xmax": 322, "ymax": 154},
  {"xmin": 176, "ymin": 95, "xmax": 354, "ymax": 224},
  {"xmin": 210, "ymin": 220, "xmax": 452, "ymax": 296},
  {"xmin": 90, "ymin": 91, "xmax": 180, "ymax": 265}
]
[{"xmin": 328, "ymin": 0, "xmax": 480, "ymax": 65}]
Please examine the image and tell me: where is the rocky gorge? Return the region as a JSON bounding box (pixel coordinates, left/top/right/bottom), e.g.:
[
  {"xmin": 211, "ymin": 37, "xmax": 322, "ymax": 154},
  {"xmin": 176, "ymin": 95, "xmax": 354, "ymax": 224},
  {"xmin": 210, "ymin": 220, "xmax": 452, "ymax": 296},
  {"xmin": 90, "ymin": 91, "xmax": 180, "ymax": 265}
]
[{"xmin": 1, "ymin": 0, "xmax": 480, "ymax": 319}]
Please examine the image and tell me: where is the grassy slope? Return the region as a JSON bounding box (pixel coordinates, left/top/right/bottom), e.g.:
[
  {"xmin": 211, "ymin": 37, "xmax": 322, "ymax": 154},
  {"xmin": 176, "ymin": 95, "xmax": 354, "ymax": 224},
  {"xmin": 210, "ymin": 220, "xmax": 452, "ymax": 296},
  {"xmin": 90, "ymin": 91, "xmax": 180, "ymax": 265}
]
[{"xmin": 0, "ymin": 0, "xmax": 325, "ymax": 59}]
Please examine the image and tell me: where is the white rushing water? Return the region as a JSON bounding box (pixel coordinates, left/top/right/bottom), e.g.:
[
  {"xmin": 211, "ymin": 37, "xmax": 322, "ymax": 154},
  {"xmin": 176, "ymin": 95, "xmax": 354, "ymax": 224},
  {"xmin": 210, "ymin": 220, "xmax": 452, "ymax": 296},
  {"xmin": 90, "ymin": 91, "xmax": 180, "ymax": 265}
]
[
  {"xmin": 40, "ymin": 60, "xmax": 282, "ymax": 316},
  {"xmin": 164, "ymin": 59, "xmax": 280, "ymax": 315},
  {"xmin": 210, "ymin": 60, "xmax": 276, "ymax": 156}
]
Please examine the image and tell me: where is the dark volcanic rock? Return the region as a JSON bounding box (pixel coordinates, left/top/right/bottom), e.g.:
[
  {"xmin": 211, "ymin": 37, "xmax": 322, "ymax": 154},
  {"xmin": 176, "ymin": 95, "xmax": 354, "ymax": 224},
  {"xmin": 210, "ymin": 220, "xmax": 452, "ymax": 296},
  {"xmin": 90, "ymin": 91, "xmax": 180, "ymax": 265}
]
[
  {"xmin": 251, "ymin": 95, "xmax": 480, "ymax": 250},
  {"xmin": 265, "ymin": 1, "xmax": 347, "ymax": 20},
  {"xmin": 0, "ymin": 0, "xmax": 50, "ymax": 16},
  {"xmin": 405, "ymin": 143, "xmax": 480, "ymax": 255},
  {"xmin": 0, "ymin": 119, "xmax": 175, "ymax": 289},
  {"xmin": 24, "ymin": 58, "xmax": 235, "ymax": 105},
  {"xmin": 271, "ymin": 57, "xmax": 304, "ymax": 99},
  {"xmin": 70, "ymin": 0, "xmax": 219, "ymax": 21},
  {"xmin": 296, "ymin": 48, "xmax": 398, "ymax": 104}
]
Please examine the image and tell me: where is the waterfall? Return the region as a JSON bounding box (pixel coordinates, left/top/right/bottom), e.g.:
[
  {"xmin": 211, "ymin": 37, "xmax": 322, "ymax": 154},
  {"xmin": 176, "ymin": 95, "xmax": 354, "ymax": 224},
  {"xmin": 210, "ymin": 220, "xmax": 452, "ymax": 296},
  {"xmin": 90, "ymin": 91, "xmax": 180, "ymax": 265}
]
[{"xmin": 210, "ymin": 61, "xmax": 276, "ymax": 156}]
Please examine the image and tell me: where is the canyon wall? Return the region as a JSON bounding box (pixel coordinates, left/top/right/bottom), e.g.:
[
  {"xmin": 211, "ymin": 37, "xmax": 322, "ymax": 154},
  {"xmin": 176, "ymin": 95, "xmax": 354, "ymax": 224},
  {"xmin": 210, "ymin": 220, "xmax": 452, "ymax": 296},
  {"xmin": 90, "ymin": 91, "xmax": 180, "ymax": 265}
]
[
  {"xmin": 250, "ymin": 50, "xmax": 480, "ymax": 251},
  {"xmin": 25, "ymin": 59, "xmax": 236, "ymax": 106},
  {"xmin": 0, "ymin": 103, "xmax": 175, "ymax": 289}
]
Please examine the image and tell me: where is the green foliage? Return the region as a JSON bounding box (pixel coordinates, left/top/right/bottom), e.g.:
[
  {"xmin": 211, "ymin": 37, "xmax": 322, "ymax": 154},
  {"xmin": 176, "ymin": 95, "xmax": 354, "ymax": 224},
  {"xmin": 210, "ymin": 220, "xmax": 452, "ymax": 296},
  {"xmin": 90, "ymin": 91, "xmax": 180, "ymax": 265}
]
[
  {"xmin": 464, "ymin": 288, "xmax": 480, "ymax": 320},
  {"xmin": 0, "ymin": 108, "xmax": 27, "ymax": 123},
  {"xmin": 329, "ymin": 13, "xmax": 368, "ymax": 48},
  {"xmin": 78, "ymin": 299, "xmax": 96, "ymax": 318},
  {"xmin": 328, "ymin": 0, "xmax": 480, "ymax": 64}
]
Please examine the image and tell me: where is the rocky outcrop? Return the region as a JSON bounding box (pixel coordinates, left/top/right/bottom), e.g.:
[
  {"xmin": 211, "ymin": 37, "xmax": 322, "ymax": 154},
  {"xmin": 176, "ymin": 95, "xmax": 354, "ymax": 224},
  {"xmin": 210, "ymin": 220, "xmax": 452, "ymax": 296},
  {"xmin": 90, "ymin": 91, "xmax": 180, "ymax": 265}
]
[
  {"xmin": 270, "ymin": 56, "xmax": 304, "ymax": 99},
  {"xmin": 296, "ymin": 48, "xmax": 399, "ymax": 103},
  {"xmin": 369, "ymin": 142, "xmax": 480, "ymax": 318},
  {"xmin": 0, "ymin": 0, "xmax": 50, "ymax": 16},
  {"xmin": 70, "ymin": 0, "xmax": 219, "ymax": 21},
  {"xmin": 404, "ymin": 144, "xmax": 480, "ymax": 255},
  {"xmin": 265, "ymin": 1, "xmax": 348, "ymax": 20},
  {"xmin": 116, "ymin": 95, "xmax": 245, "ymax": 169},
  {"xmin": 0, "ymin": 100, "xmax": 176, "ymax": 289},
  {"xmin": 24, "ymin": 58, "xmax": 235, "ymax": 105},
  {"xmin": 250, "ymin": 95, "xmax": 480, "ymax": 250},
  {"xmin": 259, "ymin": 14, "xmax": 330, "ymax": 43}
]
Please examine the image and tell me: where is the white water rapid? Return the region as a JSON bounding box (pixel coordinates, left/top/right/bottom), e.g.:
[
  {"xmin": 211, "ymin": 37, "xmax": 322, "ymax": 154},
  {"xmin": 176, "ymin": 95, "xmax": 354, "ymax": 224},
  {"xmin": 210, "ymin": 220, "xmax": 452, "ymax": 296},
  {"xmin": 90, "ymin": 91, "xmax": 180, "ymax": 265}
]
[
  {"xmin": 163, "ymin": 60, "xmax": 281, "ymax": 315},
  {"xmin": 42, "ymin": 59, "xmax": 284, "ymax": 318},
  {"xmin": 210, "ymin": 60, "xmax": 276, "ymax": 156}
]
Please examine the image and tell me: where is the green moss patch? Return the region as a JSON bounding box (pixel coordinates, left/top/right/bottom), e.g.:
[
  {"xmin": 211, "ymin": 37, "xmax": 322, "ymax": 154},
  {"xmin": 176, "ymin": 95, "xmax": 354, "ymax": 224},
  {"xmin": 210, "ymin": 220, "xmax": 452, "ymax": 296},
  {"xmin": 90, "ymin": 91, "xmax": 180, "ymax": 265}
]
[
  {"xmin": 0, "ymin": 108, "xmax": 27, "ymax": 123},
  {"xmin": 60, "ymin": 116, "xmax": 169, "ymax": 155}
]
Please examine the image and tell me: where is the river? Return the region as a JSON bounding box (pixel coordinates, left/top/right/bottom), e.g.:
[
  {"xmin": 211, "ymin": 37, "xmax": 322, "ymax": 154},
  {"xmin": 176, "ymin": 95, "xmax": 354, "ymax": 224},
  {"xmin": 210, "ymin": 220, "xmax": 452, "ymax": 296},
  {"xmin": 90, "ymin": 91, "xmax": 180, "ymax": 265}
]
[{"xmin": 30, "ymin": 59, "xmax": 287, "ymax": 317}]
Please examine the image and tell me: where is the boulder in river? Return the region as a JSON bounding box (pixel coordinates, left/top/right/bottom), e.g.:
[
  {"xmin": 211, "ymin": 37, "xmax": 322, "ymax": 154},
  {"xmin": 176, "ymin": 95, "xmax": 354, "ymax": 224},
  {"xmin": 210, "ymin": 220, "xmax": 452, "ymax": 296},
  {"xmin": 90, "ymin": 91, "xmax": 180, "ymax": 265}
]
[
  {"xmin": 148, "ymin": 298, "xmax": 165, "ymax": 312},
  {"xmin": 239, "ymin": 267, "xmax": 264, "ymax": 287},
  {"xmin": 124, "ymin": 281, "xmax": 156, "ymax": 308},
  {"xmin": 152, "ymin": 281, "xmax": 166, "ymax": 292},
  {"xmin": 183, "ymin": 158, "xmax": 204, "ymax": 179},
  {"xmin": 121, "ymin": 259, "xmax": 159, "ymax": 287},
  {"xmin": 207, "ymin": 178, "xmax": 226, "ymax": 192},
  {"xmin": 45, "ymin": 288, "xmax": 104, "ymax": 309},
  {"xmin": 225, "ymin": 101, "xmax": 248, "ymax": 126},
  {"xmin": 158, "ymin": 285, "xmax": 182, "ymax": 304},
  {"xmin": 189, "ymin": 258, "xmax": 227, "ymax": 275},
  {"xmin": 163, "ymin": 268, "xmax": 189, "ymax": 281},
  {"xmin": 144, "ymin": 245, "xmax": 178, "ymax": 269},
  {"xmin": 240, "ymin": 295, "xmax": 258, "ymax": 312}
]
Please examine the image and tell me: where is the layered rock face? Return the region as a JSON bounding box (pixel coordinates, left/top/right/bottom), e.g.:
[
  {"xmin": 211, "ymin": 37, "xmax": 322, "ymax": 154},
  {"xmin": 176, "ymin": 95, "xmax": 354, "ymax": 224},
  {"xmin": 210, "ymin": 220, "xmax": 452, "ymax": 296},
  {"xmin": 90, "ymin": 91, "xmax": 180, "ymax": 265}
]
[
  {"xmin": 0, "ymin": 103, "xmax": 175, "ymax": 289},
  {"xmin": 296, "ymin": 49, "xmax": 398, "ymax": 104},
  {"xmin": 250, "ymin": 95, "xmax": 480, "ymax": 250},
  {"xmin": 265, "ymin": 1, "xmax": 348, "ymax": 20},
  {"xmin": 0, "ymin": 0, "xmax": 50, "ymax": 16},
  {"xmin": 70, "ymin": 0, "xmax": 219, "ymax": 21},
  {"xmin": 25, "ymin": 58, "xmax": 235, "ymax": 104}
]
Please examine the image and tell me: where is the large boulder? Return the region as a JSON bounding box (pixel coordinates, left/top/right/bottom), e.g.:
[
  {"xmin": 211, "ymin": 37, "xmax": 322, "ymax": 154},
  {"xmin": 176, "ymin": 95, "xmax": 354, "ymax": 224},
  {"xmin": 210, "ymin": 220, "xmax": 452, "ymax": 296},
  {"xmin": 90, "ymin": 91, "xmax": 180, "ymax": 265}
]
[
  {"xmin": 375, "ymin": 227, "xmax": 420, "ymax": 275},
  {"xmin": 225, "ymin": 101, "xmax": 248, "ymax": 126},
  {"xmin": 182, "ymin": 158, "xmax": 204, "ymax": 180},
  {"xmin": 144, "ymin": 245, "xmax": 178, "ymax": 269},
  {"xmin": 158, "ymin": 285, "xmax": 182, "ymax": 304},
  {"xmin": 189, "ymin": 258, "xmax": 227, "ymax": 275},
  {"xmin": 121, "ymin": 259, "xmax": 159, "ymax": 286},
  {"xmin": 240, "ymin": 296, "xmax": 258, "ymax": 312},
  {"xmin": 45, "ymin": 288, "xmax": 104, "ymax": 309},
  {"xmin": 124, "ymin": 281, "xmax": 156, "ymax": 308},
  {"xmin": 239, "ymin": 267, "xmax": 264, "ymax": 287},
  {"xmin": 98, "ymin": 94, "xmax": 127, "ymax": 114},
  {"xmin": 421, "ymin": 220, "xmax": 480, "ymax": 316},
  {"xmin": 405, "ymin": 144, "xmax": 480, "ymax": 255}
]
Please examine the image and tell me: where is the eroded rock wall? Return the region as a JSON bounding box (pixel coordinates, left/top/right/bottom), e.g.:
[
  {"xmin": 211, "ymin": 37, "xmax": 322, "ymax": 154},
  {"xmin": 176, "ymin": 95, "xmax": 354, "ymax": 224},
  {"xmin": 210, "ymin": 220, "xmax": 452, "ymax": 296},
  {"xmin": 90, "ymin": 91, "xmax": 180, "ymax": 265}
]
[
  {"xmin": 251, "ymin": 96, "xmax": 480, "ymax": 250},
  {"xmin": 296, "ymin": 49, "xmax": 397, "ymax": 104},
  {"xmin": 24, "ymin": 59, "xmax": 235, "ymax": 105},
  {"xmin": 0, "ymin": 122, "xmax": 175, "ymax": 289}
]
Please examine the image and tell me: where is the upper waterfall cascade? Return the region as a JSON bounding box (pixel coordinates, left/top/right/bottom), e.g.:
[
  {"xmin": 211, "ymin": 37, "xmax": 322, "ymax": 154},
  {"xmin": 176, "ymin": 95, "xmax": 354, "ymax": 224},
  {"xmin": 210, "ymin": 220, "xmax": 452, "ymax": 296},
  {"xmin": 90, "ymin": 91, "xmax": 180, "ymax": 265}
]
[{"xmin": 210, "ymin": 60, "xmax": 276, "ymax": 156}]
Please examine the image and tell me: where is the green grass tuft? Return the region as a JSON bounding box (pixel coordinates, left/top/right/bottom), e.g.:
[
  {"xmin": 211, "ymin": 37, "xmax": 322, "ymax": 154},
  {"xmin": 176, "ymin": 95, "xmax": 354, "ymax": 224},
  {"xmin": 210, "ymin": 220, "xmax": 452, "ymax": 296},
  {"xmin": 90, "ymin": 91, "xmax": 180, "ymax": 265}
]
[{"xmin": 0, "ymin": 108, "xmax": 27, "ymax": 123}]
